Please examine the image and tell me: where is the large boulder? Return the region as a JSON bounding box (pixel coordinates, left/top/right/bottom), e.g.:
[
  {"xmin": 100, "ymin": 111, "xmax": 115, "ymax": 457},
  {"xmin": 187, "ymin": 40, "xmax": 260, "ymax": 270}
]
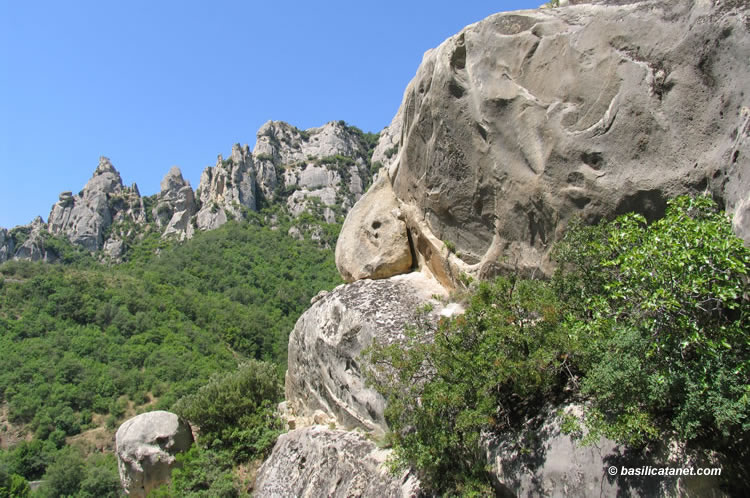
[
  {"xmin": 153, "ymin": 166, "xmax": 197, "ymax": 240},
  {"xmin": 335, "ymin": 175, "xmax": 413, "ymax": 282},
  {"xmin": 115, "ymin": 411, "xmax": 193, "ymax": 497},
  {"xmin": 351, "ymin": 0, "xmax": 750, "ymax": 286},
  {"xmin": 254, "ymin": 426, "xmax": 420, "ymax": 498},
  {"xmin": 285, "ymin": 272, "xmax": 449, "ymax": 435}
]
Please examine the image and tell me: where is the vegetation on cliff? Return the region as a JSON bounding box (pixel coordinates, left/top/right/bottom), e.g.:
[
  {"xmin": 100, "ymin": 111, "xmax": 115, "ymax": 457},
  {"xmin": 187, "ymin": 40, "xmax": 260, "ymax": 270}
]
[{"xmin": 367, "ymin": 196, "xmax": 750, "ymax": 495}]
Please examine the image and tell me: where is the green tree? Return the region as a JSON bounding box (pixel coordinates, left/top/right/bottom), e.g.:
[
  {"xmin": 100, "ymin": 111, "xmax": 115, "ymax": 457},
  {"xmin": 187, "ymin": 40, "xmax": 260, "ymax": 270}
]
[
  {"xmin": 173, "ymin": 360, "xmax": 283, "ymax": 461},
  {"xmin": 554, "ymin": 195, "xmax": 750, "ymax": 446}
]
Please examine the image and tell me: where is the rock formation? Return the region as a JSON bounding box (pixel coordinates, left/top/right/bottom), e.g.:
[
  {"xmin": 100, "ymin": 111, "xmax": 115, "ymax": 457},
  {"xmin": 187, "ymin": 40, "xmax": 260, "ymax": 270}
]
[
  {"xmin": 0, "ymin": 228, "xmax": 13, "ymax": 263},
  {"xmin": 153, "ymin": 167, "xmax": 196, "ymax": 240},
  {"xmin": 115, "ymin": 411, "xmax": 194, "ymax": 497},
  {"xmin": 253, "ymin": 120, "xmax": 372, "ymax": 223},
  {"xmin": 335, "ymin": 175, "xmax": 413, "ymax": 282},
  {"xmin": 254, "ymin": 426, "xmax": 420, "ymax": 497},
  {"xmin": 195, "ymin": 144, "xmax": 256, "ymax": 231},
  {"xmin": 285, "ymin": 272, "xmax": 449, "ymax": 435},
  {"xmin": 265, "ymin": 1, "xmax": 748, "ymax": 496},
  {"xmin": 340, "ymin": 0, "xmax": 750, "ymax": 287},
  {"xmin": 47, "ymin": 157, "xmax": 144, "ymax": 252},
  {"xmin": 1, "ymin": 119, "xmax": 376, "ymax": 259}
]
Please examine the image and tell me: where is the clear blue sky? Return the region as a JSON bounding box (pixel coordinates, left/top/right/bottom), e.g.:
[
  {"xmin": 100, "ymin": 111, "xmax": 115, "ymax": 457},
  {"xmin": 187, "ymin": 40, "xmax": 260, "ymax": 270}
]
[{"xmin": 0, "ymin": 0, "xmax": 539, "ymax": 229}]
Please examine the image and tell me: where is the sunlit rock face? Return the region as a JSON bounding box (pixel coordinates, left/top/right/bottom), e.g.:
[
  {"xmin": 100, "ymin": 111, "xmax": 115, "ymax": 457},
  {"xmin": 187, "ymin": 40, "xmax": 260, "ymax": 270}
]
[{"xmin": 344, "ymin": 0, "xmax": 749, "ymax": 287}]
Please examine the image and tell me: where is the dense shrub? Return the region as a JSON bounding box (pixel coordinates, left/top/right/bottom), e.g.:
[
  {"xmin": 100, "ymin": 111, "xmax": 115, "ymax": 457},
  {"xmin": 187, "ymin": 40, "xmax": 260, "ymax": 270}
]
[
  {"xmin": 367, "ymin": 195, "xmax": 749, "ymax": 494},
  {"xmin": 173, "ymin": 360, "xmax": 283, "ymax": 462}
]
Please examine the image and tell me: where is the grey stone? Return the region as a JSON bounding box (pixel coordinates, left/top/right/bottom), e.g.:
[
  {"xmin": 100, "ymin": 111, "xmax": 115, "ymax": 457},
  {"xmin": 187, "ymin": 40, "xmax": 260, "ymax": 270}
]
[
  {"xmin": 254, "ymin": 426, "xmax": 420, "ymax": 498},
  {"xmin": 153, "ymin": 166, "xmax": 196, "ymax": 240},
  {"xmin": 115, "ymin": 411, "xmax": 193, "ymax": 498},
  {"xmin": 0, "ymin": 228, "xmax": 14, "ymax": 263},
  {"xmin": 350, "ymin": 0, "xmax": 750, "ymax": 286},
  {"xmin": 486, "ymin": 403, "xmax": 726, "ymax": 497},
  {"xmin": 47, "ymin": 157, "xmax": 143, "ymax": 252},
  {"xmin": 195, "ymin": 144, "xmax": 256, "ymax": 231},
  {"xmin": 285, "ymin": 272, "xmax": 448, "ymax": 435},
  {"xmin": 335, "ymin": 175, "xmax": 413, "ymax": 282}
]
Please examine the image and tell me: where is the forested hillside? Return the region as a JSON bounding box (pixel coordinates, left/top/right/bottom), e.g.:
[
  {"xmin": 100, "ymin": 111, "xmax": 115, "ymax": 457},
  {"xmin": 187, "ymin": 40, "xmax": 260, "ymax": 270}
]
[{"xmin": 0, "ymin": 209, "xmax": 341, "ymax": 496}]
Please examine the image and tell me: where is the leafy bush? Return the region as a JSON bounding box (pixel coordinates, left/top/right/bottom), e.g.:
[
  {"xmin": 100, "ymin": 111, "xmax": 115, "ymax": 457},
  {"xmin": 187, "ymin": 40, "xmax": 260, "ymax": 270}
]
[
  {"xmin": 366, "ymin": 195, "xmax": 749, "ymax": 493},
  {"xmin": 365, "ymin": 277, "xmax": 571, "ymax": 494},
  {"xmin": 173, "ymin": 360, "xmax": 283, "ymax": 462},
  {"xmin": 554, "ymin": 195, "xmax": 750, "ymax": 446}
]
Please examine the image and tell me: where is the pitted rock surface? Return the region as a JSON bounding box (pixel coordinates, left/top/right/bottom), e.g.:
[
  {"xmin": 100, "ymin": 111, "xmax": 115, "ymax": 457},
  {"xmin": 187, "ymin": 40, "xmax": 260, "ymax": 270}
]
[
  {"xmin": 285, "ymin": 272, "xmax": 448, "ymax": 434},
  {"xmin": 336, "ymin": 175, "xmax": 412, "ymax": 282},
  {"xmin": 254, "ymin": 426, "xmax": 420, "ymax": 498},
  {"xmin": 356, "ymin": 0, "xmax": 750, "ymax": 284},
  {"xmin": 115, "ymin": 411, "xmax": 193, "ymax": 497}
]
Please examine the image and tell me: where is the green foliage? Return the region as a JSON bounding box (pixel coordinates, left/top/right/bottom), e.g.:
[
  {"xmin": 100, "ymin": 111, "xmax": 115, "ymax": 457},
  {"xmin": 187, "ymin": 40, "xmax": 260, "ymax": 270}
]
[
  {"xmin": 443, "ymin": 240, "xmax": 456, "ymax": 254},
  {"xmin": 0, "ymin": 216, "xmax": 340, "ymax": 478},
  {"xmin": 36, "ymin": 446, "xmax": 85, "ymax": 498},
  {"xmin": 0, "ymin": 463, "xmax": 31, "ymax": 498},
  {"xmin": 365, "ymin": 277, "xmax": 570, "ymax": 494},
  {"xmin": 173, "ymin": 360, "xmax": 283, "ymax": 461},
  {"xmin": 554, "ymin": 195, "xmax": 750, "ymax": 446},
  {"xmin": 151, "ymin": 446, "xmax": 242, "ymax": 498},
  {"xmin": 366, "ymin": 195, "xmax": 749, "ymax": 493}
]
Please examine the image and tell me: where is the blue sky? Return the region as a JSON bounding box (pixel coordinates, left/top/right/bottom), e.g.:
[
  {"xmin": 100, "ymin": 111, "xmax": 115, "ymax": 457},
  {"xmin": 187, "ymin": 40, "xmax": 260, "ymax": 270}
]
[{"xmin": 0, "ymin": 0, "xmax": 539, "ymax": 229}]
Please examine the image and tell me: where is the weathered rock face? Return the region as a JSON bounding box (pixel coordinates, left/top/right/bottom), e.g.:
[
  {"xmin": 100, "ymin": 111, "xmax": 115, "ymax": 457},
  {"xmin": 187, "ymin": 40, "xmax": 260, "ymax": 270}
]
[
  {"xmin": 12, "ymin": 217, "xmax": 57, "ymax": 263},
  {"xmin": 335, "ymin": 175, "xmax": 413, "ymax": 282},
  {"xmin": 285, "ymin": 272, "xmax": 448, "ymax": 435},
  {"xmin": 254, "ymin": 426, "xmax": 420, "ymax": 498},
  {"xmin": 153, "ymin": 166, "xmax": 196, "ymax": 240},
  {"xmin": 47, "ymin": 157, "xmax": 144, "ymax": 252},
  {"xmin": 486, "ymin": 403, "xmax": 726, "ymax": 497},
  {"xmin": 195, "ymin": 144, "xmax": 256, "ymax": 231},
  {"xmin": 371, "ymin": 108, "xmax": 403, "ymax": 174},
  {"xmin": 115, "ymin": 411, "xmax": 193, "ymax": 498},
  {"xmin": 253, "ymin": 120, "xmax": 373, "ymax": 222},
  {"xmin": 0, "ymin": 228, "xmax": 13, "ymax": 263},
  {"xmin": 353, "ymin": 0, "xmax": 750, "ymax": 285}
]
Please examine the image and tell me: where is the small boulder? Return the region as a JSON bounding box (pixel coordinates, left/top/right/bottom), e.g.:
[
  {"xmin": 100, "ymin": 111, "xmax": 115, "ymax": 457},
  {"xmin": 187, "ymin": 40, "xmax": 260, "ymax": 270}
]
[{"xmin": 115, "ymin": 411, "xmax": 193, "ymax": 497}]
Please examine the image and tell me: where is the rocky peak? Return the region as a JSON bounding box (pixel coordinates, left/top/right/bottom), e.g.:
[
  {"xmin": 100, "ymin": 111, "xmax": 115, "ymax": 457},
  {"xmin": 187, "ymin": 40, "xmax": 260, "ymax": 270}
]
[
  {"xmin": 153, "ymin": 166, "xmax": 196, "ymax": 240},
  {"xmin": 195, "ymin": 145, "xmax": 257, "ymax": 231},
  {"xmin": 47, "ymin": 158, "xmax": 143, "ymax": 252}
]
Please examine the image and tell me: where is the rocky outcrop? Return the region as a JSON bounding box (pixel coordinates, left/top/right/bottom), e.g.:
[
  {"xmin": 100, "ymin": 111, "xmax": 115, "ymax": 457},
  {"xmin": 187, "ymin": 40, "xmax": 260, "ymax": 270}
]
[
  {"xmin": 352, "ymin": 0, "xmax": 750, "ymax": 286},
  {"xmin": 0, "ymin": 228, "xmax": 12, "ymax": 263},
  {"xmin": 253, "ymin": 121, "xmax": 372, "ymax": 222},
  {"xmin": 115, "ymin": 411, "xmax": 193, "ymax": 497},
  {"xmin": 335, "ymin": 175, "xmax": 413, "ymax": 282},
  {"xmin": 254, "ymin": 426, "xmax": 420, "ymax": 497},
  {"xmin": 195, "ymin": 144, "xmax": 256, "ymax": 231},
  {"xmin": 486, "ymin": 403, "xmax": 725, "ymax": 497},
  {"xmin": 371, "ymin": 108, "xmax": 403, "ymax": 174},
  {"xmin": 153, "ymin": 167, "xmax": 196, "ymax": 240},
  {"xmin": 47, "ymin": 157, "xmax": 144, "ymax": 252},
  {"xmin": 11, "ymin": 217, "xmax": 57, "ymax": 262},
  {"xmin": 285, "ymin": 272, "xmax": 449, "ymax": 435}
]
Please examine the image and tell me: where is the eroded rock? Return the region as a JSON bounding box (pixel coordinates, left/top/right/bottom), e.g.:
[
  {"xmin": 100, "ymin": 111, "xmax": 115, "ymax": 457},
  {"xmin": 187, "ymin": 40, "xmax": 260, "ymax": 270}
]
[
  {"xmin": 335, "ymin": 175, "xmax": 413, "ymax": 282},
  {"xmin": 285, "ymin": 272, "xmax": 448, "ymax": 434},
  {"xmin": 355, "ymin": 0, "xmax": 750, "ymax": 285},
  {"xmin": 115, "ymin": 411, "xmax": 193, "ymax": 497},
  {"xmin": 254, "ymin": 426, "xmax": 420, "ymax": 498}
]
